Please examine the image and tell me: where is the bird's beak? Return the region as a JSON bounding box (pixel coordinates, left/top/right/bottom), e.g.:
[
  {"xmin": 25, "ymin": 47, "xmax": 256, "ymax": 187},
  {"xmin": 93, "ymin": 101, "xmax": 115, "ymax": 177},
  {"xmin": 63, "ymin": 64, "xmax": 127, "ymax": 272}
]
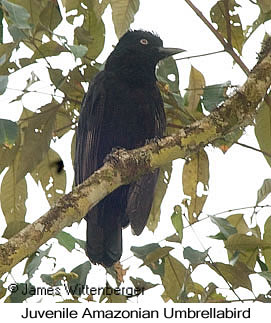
[{"xmin": 158, "ymin": 47, "xmax": 185, "ymax": 58}]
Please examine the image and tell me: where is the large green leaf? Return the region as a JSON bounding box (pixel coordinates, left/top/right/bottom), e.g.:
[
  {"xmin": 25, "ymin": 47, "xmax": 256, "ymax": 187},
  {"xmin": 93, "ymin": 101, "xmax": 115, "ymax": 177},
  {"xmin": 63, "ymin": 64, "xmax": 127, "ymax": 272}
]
[
  {"xmin": 257, "ymin": 179, "xmax": 271, "ymax": 204},
  {"xmin": 0, "ymin": 119, "xmax": 18, "ymax": 145},
  {"xmin": 0, "ymin": 166, "xmax": 28, "ymax": 238},
  {"xmin": 156, "ymin": 56, "xmax": 180, "ymax": 93},
  {"xmin": 15, "ymin": 104, "xmax": 58, "ymax": 183},
  {"xmin": 202, "ymin": 82, "xmax": 230, "ymax": 112},
  {"xmin": 0, "ymin": 143, "xmax": 18, "ymax": 174},
  {"xmin": 207, "ymin": 261, "xmax": 253, "ymax": 291},
  {"xmin": 162, "ymin": 255, "xmax": 193, "ymax": 302},
  {"xmin": 263, "ymin": 216, "xmax": 271, "ymax": 271},
  {"xmin": 186, "ymin": 65, "xmax": 205, "ymax": 117},
  {"xmin": 0, "ymin": 75, "xmax": 8, "ymax": 95},
  {"xmin": 182, "ymin": 149, "xmax": 209, "ymax": 224},
  {"xmin": 67, "ymin": 262, "xmax": 91, "ymax": 298},
  {"xmin": 55, "ymin": 231, "xmax": 85, "ymax": 252},
  {"xmin": 39, "ymin": 0, "xmax": 62, "ymax": 32},
  {"xmin": 258, "ymin": 0, "xmax": 271, "ymax": 13},
  {"xmin": 147, "ymin": 163, "xmax": 172, "ymax": 232},
  {"xmin": 31, "ymin": 41, "xmax": 67, "ymax": 60},
  {"xmin": 5, "ymin": 282, "xmax": 35, "ymax": 303},
  {"xmin": 31, "ymin": 148, "xmax": 66, "ymax": 206},
  {"xmin": 183, "ymin": 246, "xmax": 209, "ymax": 265},
  {"xmin": 74, "ymin": 1, "xmax": 105, "ymax": 59},
  {"xmin": 48, "ymin": 68, "xmax": 84, "ymax": 99},
  {"xmin": 171, "ymin": 205, "xmax": 183, "ymax": 243},
  {"xmin": 210, "ymin": 215, "xmax": 237, "ymax": 239},
  {"xmin": 210, "ymin": 0, "xmax": 245, "ymax": 54},
  {"xmin": 255, "ymin": 101, "xmax": 271, "ymax": 167},
  {"xmin": 24, "ymin": 246, "xmax": 52, "ymax": 280},
  {"xmin": 2, "ymin": 0, "xmax": 31, "ymax": 29},
  {"xmin": 110, "ymin": 0, "xmax": 139, "ymax": 38}
]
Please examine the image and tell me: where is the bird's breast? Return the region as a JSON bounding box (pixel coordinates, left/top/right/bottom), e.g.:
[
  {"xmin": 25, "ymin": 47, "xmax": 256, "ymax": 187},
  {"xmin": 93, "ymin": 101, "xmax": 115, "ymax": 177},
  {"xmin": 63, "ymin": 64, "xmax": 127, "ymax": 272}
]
[{"xmin": 101, "ymin": 77, "xmax": 160, "ymax": 151}]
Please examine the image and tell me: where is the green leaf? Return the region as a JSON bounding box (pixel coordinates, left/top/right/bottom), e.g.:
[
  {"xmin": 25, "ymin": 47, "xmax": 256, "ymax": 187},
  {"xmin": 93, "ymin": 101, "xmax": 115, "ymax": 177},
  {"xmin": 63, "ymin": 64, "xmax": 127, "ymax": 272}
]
[
  {"xmin": 171, "ymin": 205, "xmax": 183, "ymax": 243},
  {"xmin": 24, "ymin": 246, "xmax": 52, "ymax": 280},
  {"xmin": 224, "ymin": 233, "xmax": 264, "ymax": 250},
  {"xmin": 257, "ymin": 255, "xmax": 269, "ymax": 272},
  {"xmin": 182, "ymin": 150, "xmax": 209, "ymax": 224},
  {"xmin": 162, "ymin": 255, "xmax": 192, "ymax": 302},
  {"xmin": 0, "ymin": 280, "xmax": 6, "ymax": 299},
  {"xmin": 142, "ymin": 246, "xmax": 173, "ymax": 267},
  {"xmin": 209, "ymin": 232, "xmax": 227, "ymax": 240},
  {"xmin": 258, "ymin": 0, "xmax": 271, "ymax": 13},
  {"xmin": 147, "ymin": 163, "xmax": 172, "ymax": 232},
  {"xmin": 0, "ymin": 75, "xmax": 8, "ymax": 95},
  {"xmin": 0, "ymin": 167, "xmax": 27, "ymax": 238},
  {"xmin": 224, "ymin": 234, "xmax": 259, "ymax": 269},
  {"xmin": 39, "ymin": 0, "xmax": 62, "ymax": 32},
  {"xmin": 255, "ymin": 101, "xmax": 271, "ymax": 167},
  {"xmin": 5, "ymin": 282, "xmax": 34, "ymax": 303},
  {"xmin": 227, "ymin": 213, "xmax": 249, "ymax": 234},
  {"xmin": 32, "ymin": 41, "xmax": 67, "ymax": 60},
  {"xmin": 186, "ymin": 65, "xmax": 205, "ymax": 113},
  {"xmin": 67, "ymin": 262, "xmax": 91, "ymax": 298},
  {"xmin": 74, "ymin": 26, "xmax": 93, "ymax": 45},
  {"xmin": 258, "ymin": 271, "xmax": 271, "ymax": 282},
  {"xmin": 8, "ymin": 24, "xmax": 27, "ymax": 41},
  {"xmin": 263, "ymin": 216, "xmax": 271, "ymax": 271},
  {"xmin": 210, "ymin": 0, "xmax": 245, "ymax": 54},
  {"xmin": 165, "ymin": 233, "xmax": 182, "ymax": 243},
  {"xmin": 210, "ymin": 215, "xmax": 237, "ymax": 239},
  {"xmin": 0, "ymin": 8, "xmax": 3, "ymax": 43},
  {"xmin": 156, "ymin": 56, "xmax": 180, "ymax": 93},
  {"xmin": 68, "ymin": 44, "xmax": 88, "ymax": 59},
  {"xmin": 74, "ymin": 1, "xmax": 105, "ymax": 59},
  {"xmin": 110, "ymin": 0, "xmax": 140, "ymax": 38},
  {"xmin": 130, "ymin": 243, "xmax": 160, "ymax": 260},
  {"xmin": 15, "ymin": 104, "xmax": 58, "ymax": 183},
  {"xmin": 2, "ymin": 0, "xmax": 31, "ymax": 29},
  {"xmin": 131, "ymin": 244, "xmax": 167, "ymax": 277},
  {"xmin": 55, "ymin": 231, "xmax": 85, "ymax": 252},
  {"xmin": 0, "ymin": 119, "xmax": 18, "ymax": 145},
  {"xmin": 257, "ymin": 179, "xmax": 271, "ymax": 204},
  {"xmin": 245, "ymin": 13, "xmax": 271, "ymax": 43},
  {"xmin": 41, "ymin": 268, "xmax": 66, "ymax": 287},
  {"xmin": 31, "ymin": 148, "xmax": 66, "ymax": 207},
  {"xmin": 207, "ymin": 261, "xmax": 253, "ymax": 290},
  {"xmin": 183, "ymin": 246, "xmax": 209, "ymax": 265},
  {"xmin": 129, "ymin": 277, "xmax": 158, "ymax": 293},
  {"xmin": 202, "ymin": 82, "xmax": 230, "ymax": 112}
]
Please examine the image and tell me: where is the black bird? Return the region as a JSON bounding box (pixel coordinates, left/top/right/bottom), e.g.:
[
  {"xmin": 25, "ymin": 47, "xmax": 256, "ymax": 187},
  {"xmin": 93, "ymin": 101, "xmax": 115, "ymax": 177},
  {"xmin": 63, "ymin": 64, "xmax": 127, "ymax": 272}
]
[{"xmin": 74, "ymin": 30, "xmax": 184, "ymax": 267}]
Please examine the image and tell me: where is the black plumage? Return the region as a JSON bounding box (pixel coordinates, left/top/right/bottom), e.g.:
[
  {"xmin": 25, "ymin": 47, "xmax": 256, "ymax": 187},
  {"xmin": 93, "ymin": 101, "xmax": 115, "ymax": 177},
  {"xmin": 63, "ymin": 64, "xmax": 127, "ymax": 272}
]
[{"xmin": 74, "ymin": 30, "xmax": 184, "ymax": 267}]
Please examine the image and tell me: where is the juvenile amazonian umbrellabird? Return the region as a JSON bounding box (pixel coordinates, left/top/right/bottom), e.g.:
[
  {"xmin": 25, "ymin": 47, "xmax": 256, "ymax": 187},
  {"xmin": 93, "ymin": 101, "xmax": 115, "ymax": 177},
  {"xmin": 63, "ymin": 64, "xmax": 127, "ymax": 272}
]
[{"xmin": 74, "ymin": 30, "xmax": 184, "ymax": 267}]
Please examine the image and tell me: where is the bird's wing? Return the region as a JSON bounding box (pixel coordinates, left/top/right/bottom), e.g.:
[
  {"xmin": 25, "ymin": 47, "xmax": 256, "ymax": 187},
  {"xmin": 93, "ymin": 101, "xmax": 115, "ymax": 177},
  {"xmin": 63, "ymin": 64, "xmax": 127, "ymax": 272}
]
[
  {"xmin": 126, "ymin": 86, "xmax": 166, "ymax": 235},
  {"xmin": 126, "ymin": 170, "xmax": 160, "ymax": 235},
  {"xmin": 74, "ymin": 71, "xmax": 106, "ymax": 185}
]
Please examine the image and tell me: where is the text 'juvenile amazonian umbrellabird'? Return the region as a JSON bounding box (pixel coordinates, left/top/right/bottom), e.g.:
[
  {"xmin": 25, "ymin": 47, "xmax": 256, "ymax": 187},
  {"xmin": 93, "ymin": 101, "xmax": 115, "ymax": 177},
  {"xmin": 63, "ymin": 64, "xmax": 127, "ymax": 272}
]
[{"xmin": 74, "ymin": 30, "xmax": 184, "ymax": 267}]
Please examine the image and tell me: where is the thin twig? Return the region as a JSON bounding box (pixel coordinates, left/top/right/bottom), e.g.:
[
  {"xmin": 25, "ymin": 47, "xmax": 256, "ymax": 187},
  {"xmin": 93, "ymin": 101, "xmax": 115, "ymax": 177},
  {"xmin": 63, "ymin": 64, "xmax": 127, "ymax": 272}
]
[
  {"xmin": 175, "ymin": 49, "xmax": 225, "ymax": 61},
  {"xmin": 235, "ymin": 142, "xmax": 271, "ymax": 159}
]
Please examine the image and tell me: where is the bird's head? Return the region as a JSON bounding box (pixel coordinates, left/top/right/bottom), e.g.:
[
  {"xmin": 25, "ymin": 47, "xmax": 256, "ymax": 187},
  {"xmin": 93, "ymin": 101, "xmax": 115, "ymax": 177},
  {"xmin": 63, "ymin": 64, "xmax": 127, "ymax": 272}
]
[{"xmin": 105, "ymin": 30, "xmax": 185, "ymax": 84}]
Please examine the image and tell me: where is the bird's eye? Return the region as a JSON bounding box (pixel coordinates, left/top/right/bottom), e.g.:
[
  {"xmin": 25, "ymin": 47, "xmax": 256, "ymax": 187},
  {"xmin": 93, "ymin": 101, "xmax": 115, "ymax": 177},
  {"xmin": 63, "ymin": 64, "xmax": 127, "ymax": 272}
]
[{"xmin": 140, "ymin": 38, "xmax": 149, "ymax": 45}]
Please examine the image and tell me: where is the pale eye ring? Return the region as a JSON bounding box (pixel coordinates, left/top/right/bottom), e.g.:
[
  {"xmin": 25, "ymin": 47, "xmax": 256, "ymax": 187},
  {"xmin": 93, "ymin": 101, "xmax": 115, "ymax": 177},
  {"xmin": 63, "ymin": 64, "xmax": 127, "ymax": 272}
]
[{"xmin": 140, "ymin": 38, "xmax": 149, "ymax": 45}]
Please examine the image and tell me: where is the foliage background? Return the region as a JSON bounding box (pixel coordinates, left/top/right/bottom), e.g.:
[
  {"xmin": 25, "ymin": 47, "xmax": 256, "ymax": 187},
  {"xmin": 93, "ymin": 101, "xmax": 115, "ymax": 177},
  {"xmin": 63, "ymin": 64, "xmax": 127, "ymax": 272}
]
[{"xmin": 0, "ymin": 0, "xmax": 271, "ymax": 303}]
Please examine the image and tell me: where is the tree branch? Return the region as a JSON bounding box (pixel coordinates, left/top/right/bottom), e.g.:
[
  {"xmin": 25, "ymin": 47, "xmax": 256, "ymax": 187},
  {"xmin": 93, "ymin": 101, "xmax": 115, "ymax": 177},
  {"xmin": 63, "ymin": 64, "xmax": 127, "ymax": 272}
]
[
  {"xmin": 1, "ymin": 38, "xmax": 271, "ymax": 276},
  {"xmin": 184, "ymin": 0, "xmax": 250, "ymax": 75}
]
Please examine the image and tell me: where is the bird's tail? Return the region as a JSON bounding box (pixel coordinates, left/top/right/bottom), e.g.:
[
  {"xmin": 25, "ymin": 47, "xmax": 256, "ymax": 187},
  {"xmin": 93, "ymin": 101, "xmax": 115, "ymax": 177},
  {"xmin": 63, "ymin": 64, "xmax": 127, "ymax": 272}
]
[{"xmin": 85, "ymin": 207, "xmax": 122, "ymax": 267}]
